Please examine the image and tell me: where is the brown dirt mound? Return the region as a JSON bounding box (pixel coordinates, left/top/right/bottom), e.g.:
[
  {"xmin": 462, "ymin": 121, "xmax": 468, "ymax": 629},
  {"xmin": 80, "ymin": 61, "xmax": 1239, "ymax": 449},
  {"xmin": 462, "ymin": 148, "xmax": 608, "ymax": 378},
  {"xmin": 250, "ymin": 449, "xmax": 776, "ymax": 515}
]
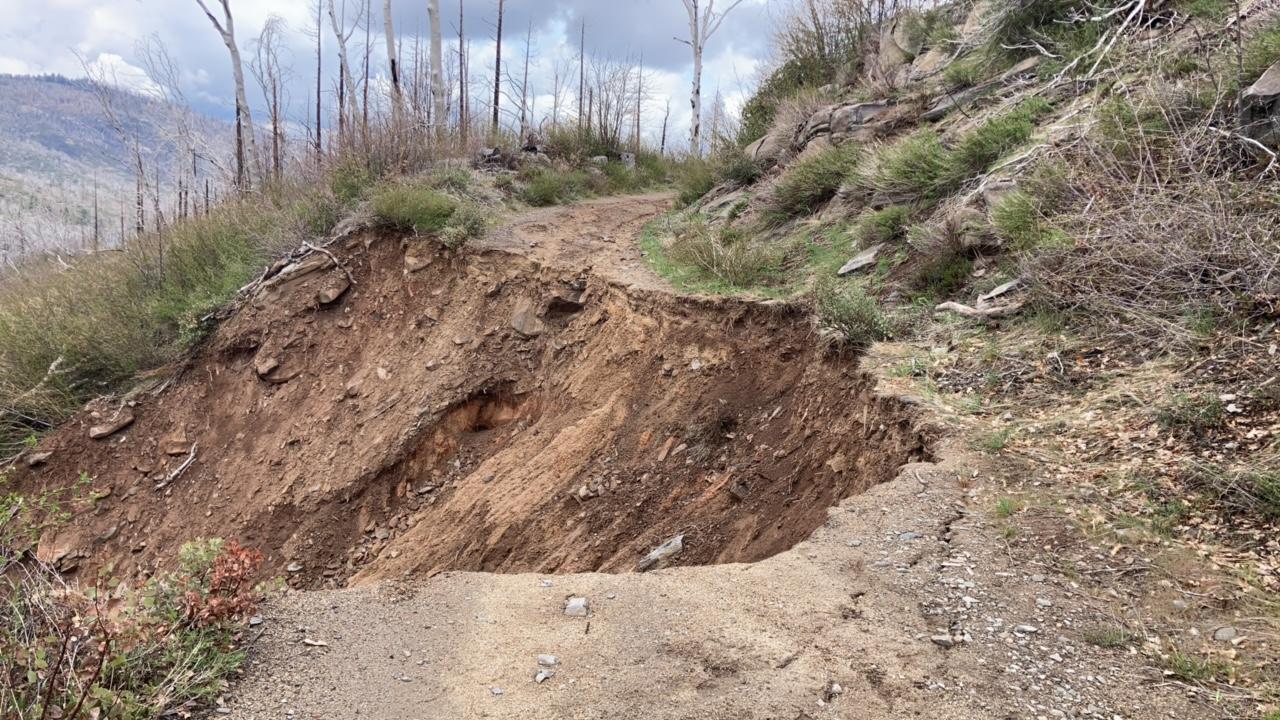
[{"xmin": 12, "ymin": 206, "xmax": 931, "ymax": 589}]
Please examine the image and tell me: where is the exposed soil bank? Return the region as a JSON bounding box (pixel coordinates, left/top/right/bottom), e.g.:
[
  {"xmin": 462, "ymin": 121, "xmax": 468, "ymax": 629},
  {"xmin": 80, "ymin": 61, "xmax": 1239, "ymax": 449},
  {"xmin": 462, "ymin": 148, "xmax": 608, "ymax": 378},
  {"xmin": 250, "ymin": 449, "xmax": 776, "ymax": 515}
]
[{"xmin": 15, "ymin": 198, "xmax": 929, "ymax": 589}]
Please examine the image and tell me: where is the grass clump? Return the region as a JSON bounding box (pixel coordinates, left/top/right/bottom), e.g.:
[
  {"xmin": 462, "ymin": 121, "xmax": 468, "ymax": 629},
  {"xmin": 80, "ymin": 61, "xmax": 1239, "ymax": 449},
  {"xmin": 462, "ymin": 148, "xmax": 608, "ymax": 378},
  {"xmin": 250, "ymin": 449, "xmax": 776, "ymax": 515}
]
[
  {"xmin": 859, "ymin": 130, "xmax": 951, "ymax": 201},
  {"xmin": 1161, "ymin": 652, "xmax": 1232, "ymax": 684},
  {"xmin": 1187, "ymin": 462, "xmax": 1280, "ymax": 522},
  {"xmin": 519, "ymin": 167, "xmax": 591, "ymax": 207},
  {"xmin": 370, "ymin": 182, "xmax": 458, "ymax": 232},
  {"xmin": 1083, "ymin": 625, "xmax": 1136, "ymax": 648},
  {"xmin": 762, "ymin": 143, "xmax": 861, "ymax": 223},
  {"xmin": 666, "ymin": 217, "xmax": 779, "ymax": 289},
  {"xmin": 1243, "ymin": 24, "xmax": 1280, "ymax": 83},
  {"xmin": 1, "ymin": 538, "xmax": 263, "ymax": 719},
  {"xmin": 813, "ymin": 278, "xmax": 892, "ymax": 349},
  {"xmin": 995, "ymin": 496, "xmax": 1020, "ymax": 518},
  {"xmin": 975, "ymin": 427, "xmax": 1016, "ymax": 452},
  {"xmin": 945, "ymin": 98, "xmax": 1052, "ymax": 184},
  {"xmin": 675, "ymin": 147, "xmax": 761, "ymax": 207},
  {"xmin": 1155, "ymin": 392, "xmax": 1225, "ymax": 435},
  {"xmin": 992, "ymin": 190, "xmax": 1067, "ymax": 250},
  {"xmin": 943, "ymin": 56, "xmax": 986, "ymax": 88},
  {"xmin": 858, "ymin": 100, "xmax": 1051, "ymax": 203},
  {"xmin": 854, "ymin": 206, "xmax": 912, "ymax": 246}
]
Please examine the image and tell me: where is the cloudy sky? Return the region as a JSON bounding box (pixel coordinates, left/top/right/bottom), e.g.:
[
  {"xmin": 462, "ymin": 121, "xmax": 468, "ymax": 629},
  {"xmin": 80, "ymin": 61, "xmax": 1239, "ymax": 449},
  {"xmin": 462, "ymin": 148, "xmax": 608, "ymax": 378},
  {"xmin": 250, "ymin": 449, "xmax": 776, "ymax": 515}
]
[{"xmin": 0, "ymin": 0, "xmax": 782, "ymax": 149}]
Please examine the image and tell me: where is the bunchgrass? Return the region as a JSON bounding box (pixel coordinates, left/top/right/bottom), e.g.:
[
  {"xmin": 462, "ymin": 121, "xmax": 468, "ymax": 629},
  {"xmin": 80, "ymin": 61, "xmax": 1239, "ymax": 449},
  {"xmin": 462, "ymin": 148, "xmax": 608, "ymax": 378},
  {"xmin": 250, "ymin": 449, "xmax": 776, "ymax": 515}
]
[
  {"xmin": 370, "ymin": 182, "xmax": 458, "ymax": 232},
  {"xmin": 762, "ymin": 142, "xmax": 862, "ymax": 223}
]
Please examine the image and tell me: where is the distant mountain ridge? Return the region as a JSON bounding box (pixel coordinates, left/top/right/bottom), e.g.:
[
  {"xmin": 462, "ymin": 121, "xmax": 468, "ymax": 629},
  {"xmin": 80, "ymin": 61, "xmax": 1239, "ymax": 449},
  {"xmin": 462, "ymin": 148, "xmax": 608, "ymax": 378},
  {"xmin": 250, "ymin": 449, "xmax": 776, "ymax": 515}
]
[{"xmin": 0, "ymin": 73, "xmax": 229, "ymax": 261}]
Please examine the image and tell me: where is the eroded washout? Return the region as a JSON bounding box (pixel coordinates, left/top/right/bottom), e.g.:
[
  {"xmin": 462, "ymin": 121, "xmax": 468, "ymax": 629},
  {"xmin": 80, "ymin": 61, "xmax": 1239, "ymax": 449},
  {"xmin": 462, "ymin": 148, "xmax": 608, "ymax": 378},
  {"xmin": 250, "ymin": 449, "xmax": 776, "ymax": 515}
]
[{"xmin": 14, "ymin": 220, "xmax": 931, "ymax": 588}]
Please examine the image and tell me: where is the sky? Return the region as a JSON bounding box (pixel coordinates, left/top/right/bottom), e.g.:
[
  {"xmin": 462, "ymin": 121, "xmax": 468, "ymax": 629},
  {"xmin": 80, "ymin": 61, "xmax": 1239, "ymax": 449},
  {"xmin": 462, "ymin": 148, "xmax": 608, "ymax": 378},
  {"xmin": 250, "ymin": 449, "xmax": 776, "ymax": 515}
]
[{"xmin": 0, "ymin": 0, "xmax": 781, "ymax": 150}]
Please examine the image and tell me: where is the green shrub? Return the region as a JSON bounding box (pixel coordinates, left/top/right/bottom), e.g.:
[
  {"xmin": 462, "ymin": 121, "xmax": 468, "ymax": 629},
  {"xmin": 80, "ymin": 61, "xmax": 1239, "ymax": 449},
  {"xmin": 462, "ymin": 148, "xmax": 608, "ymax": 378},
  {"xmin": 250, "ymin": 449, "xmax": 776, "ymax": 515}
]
[
  {"xmin": 440, "ymin": 204, "xmax": 489, "ymax": 248},
  {"xmin": 370, "ymin": 183, "xmax": 458, "ymax": 232},
  {"xmin": 854, "ymin": 205, "xmax": 912, "ymax": 245},
  {"xmin": 763, "ymin": 142, "xmax": 861, "ymax": 222},
  {"xmin": 814, "ymin": 278, "xmax": 892, "ymax": 349},
  {"xmin": 519, "ymin": 168, "xmax": 591, "ymax": 206},
  {"xmin": 330, "ymin": 159, "xmax": 378, "ymax": 206}
]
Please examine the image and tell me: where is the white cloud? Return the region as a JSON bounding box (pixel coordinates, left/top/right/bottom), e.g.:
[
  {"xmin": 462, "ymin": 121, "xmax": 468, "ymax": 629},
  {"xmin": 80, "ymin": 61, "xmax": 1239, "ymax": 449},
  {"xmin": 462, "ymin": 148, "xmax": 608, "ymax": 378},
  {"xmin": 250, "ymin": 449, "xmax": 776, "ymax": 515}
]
[{"xmin": 0, "ymin": 0, "xmax": 775, "ymax": 152}]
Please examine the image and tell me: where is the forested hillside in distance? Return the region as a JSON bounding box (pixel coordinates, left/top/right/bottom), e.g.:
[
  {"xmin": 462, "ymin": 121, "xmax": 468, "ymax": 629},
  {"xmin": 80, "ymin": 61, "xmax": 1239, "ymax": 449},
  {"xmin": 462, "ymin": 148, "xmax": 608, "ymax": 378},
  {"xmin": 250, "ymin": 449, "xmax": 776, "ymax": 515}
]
[{"xmin": 0, "ymin": 74, "xmax": 228, "ymax": 262}]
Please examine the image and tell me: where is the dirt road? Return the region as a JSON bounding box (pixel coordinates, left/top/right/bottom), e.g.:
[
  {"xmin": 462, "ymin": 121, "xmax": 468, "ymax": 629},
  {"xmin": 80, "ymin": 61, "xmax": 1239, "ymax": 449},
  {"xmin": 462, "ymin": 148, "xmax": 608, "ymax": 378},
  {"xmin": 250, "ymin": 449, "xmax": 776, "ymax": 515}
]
[{"xmin": 201, "ymin": 196, "xmax": 1199, "ymax": 720}]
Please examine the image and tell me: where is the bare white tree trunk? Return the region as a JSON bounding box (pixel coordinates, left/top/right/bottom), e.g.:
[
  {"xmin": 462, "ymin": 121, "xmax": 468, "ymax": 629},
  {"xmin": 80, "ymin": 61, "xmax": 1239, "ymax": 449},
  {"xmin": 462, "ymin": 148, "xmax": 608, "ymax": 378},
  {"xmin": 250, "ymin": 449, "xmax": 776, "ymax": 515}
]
[
  {"xmin": 328, "ymin": 0, "xmax": 363, "ymax": 142},
  {"xmin": 677, "ymin": 0, "xmax": 745, "ymax": 156},
  {"xmin": 195, "ymin": 0, "xmax": 260, "ymax": 188},
  {"xmin": 427, "ymin": 0, "xmax": 446, "ymax": 138},
  {"xmin": 383, "ymin": 0, "xmax": 403, "ymax": 125}
]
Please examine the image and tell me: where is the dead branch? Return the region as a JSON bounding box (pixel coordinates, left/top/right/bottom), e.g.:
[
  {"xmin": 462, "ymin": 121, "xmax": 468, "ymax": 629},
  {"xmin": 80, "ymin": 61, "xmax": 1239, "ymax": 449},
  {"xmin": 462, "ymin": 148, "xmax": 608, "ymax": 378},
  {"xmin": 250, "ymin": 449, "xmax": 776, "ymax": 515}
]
[
  {"xmin": 935, "ymin": 301, "xmax": 1027, "ymax": 319},
  {"xmin": 156, "ymin": 442, "xmax": 199, "ymax": 490},
  {"xmin": 302, "ymin": 241, "xmax": 356, "ymax": 286}
]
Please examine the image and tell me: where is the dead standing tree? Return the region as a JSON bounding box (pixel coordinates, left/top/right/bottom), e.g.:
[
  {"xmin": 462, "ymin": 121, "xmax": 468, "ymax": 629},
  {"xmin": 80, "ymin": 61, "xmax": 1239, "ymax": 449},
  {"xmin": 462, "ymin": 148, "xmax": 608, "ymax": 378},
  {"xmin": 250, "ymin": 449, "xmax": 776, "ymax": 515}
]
[
  {"xmin": 249, "ymin": 16, "xmax": 290, "ymax": 180},
  {"xmin": 676, "ymin": 0, "xmax": 745, "ymax": 156},
  {"xmin": 428, "ymin": 0, "xmax": 446, "ymax": 140},
  {"xmin": 492, "ymin": 0, "xmax": 505, "ymax": 138},
  {"xmin": 328, "ymin": 0, "xmax": 365, "ymax": 145},
  {"xmin": 384, "ymin": 0, "xmax": 404, "ymax": 127},
  {"xmin": 194, "ymin": 0, "xmax": 260, "ymax": 189}
]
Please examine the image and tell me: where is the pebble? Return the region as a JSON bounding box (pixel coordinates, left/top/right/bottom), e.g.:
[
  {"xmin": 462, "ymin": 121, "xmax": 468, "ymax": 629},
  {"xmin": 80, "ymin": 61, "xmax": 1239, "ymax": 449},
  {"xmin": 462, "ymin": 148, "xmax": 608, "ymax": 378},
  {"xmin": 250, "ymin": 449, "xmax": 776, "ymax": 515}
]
[
  {"xmin": 537, "ymin": 654, "xmax": 559, "ymax": 667},
  {"xmin": 534, "ymin": 668, "xmax": 555, "ymax": 683},
  {"xmin": 1213, "ymin": 626, "xmax": 1238, "ymax": 642},
  {"xmin": 1035, "ymin": 597, "xmax": 1052, "ymax": 608},
  {"xmin": 490, "ymin": 687, "xmax": 504, "ymax": 697},
  {"xmin": 565, "ymin": 596, "xmax": 590, "ymax": 617}
]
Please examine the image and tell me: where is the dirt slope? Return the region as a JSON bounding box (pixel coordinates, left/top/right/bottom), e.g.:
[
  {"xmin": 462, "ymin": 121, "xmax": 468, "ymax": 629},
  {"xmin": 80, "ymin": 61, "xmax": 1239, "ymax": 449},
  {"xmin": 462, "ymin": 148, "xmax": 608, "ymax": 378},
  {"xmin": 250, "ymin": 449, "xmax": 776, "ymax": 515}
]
[
  {"xmin": 12, "ymin": 196, "xmax": 1210, "ymax": 718},
  {"xmin": 14, "ymin": 194, "xmax": 925, "ymax": 587}
]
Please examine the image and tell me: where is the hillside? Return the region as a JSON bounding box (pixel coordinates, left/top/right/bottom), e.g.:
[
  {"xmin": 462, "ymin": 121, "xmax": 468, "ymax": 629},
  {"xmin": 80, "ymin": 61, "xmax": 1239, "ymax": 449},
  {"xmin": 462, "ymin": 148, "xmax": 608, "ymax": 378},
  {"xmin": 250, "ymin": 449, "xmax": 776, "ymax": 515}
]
[
  {"xmin": 0, "ymin": 74, "xmax": 228, "ymax": 260},
  {"xmin": 2, "ymin": 0, "xmax": 1280, "ymax": 719}
]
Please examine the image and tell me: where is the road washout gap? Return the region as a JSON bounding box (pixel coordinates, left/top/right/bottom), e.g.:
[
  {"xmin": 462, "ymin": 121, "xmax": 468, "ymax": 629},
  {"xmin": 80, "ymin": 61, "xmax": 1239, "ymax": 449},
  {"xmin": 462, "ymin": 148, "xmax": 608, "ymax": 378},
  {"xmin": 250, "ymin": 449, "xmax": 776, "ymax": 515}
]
[{"xmin": 15, "ymin": 195, "xmax": 932, "ymax": 589}]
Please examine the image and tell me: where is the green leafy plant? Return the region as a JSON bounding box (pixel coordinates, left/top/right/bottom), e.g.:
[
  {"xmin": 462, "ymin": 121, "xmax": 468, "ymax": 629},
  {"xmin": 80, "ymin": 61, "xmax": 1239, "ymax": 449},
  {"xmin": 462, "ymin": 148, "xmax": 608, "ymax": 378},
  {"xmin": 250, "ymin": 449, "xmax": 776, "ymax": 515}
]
[{"xmin": 439, "ymin": 204, "xmax": 489, "ymax": 249}]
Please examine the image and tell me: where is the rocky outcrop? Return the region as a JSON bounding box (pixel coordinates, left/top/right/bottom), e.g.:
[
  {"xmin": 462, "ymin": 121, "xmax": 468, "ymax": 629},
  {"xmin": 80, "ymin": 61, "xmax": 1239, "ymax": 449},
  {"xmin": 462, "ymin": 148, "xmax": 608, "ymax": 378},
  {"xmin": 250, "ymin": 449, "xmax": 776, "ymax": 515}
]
[{"xmin": 1239, "ymin": 60, "xmax": 1280, "ymax": 150}]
